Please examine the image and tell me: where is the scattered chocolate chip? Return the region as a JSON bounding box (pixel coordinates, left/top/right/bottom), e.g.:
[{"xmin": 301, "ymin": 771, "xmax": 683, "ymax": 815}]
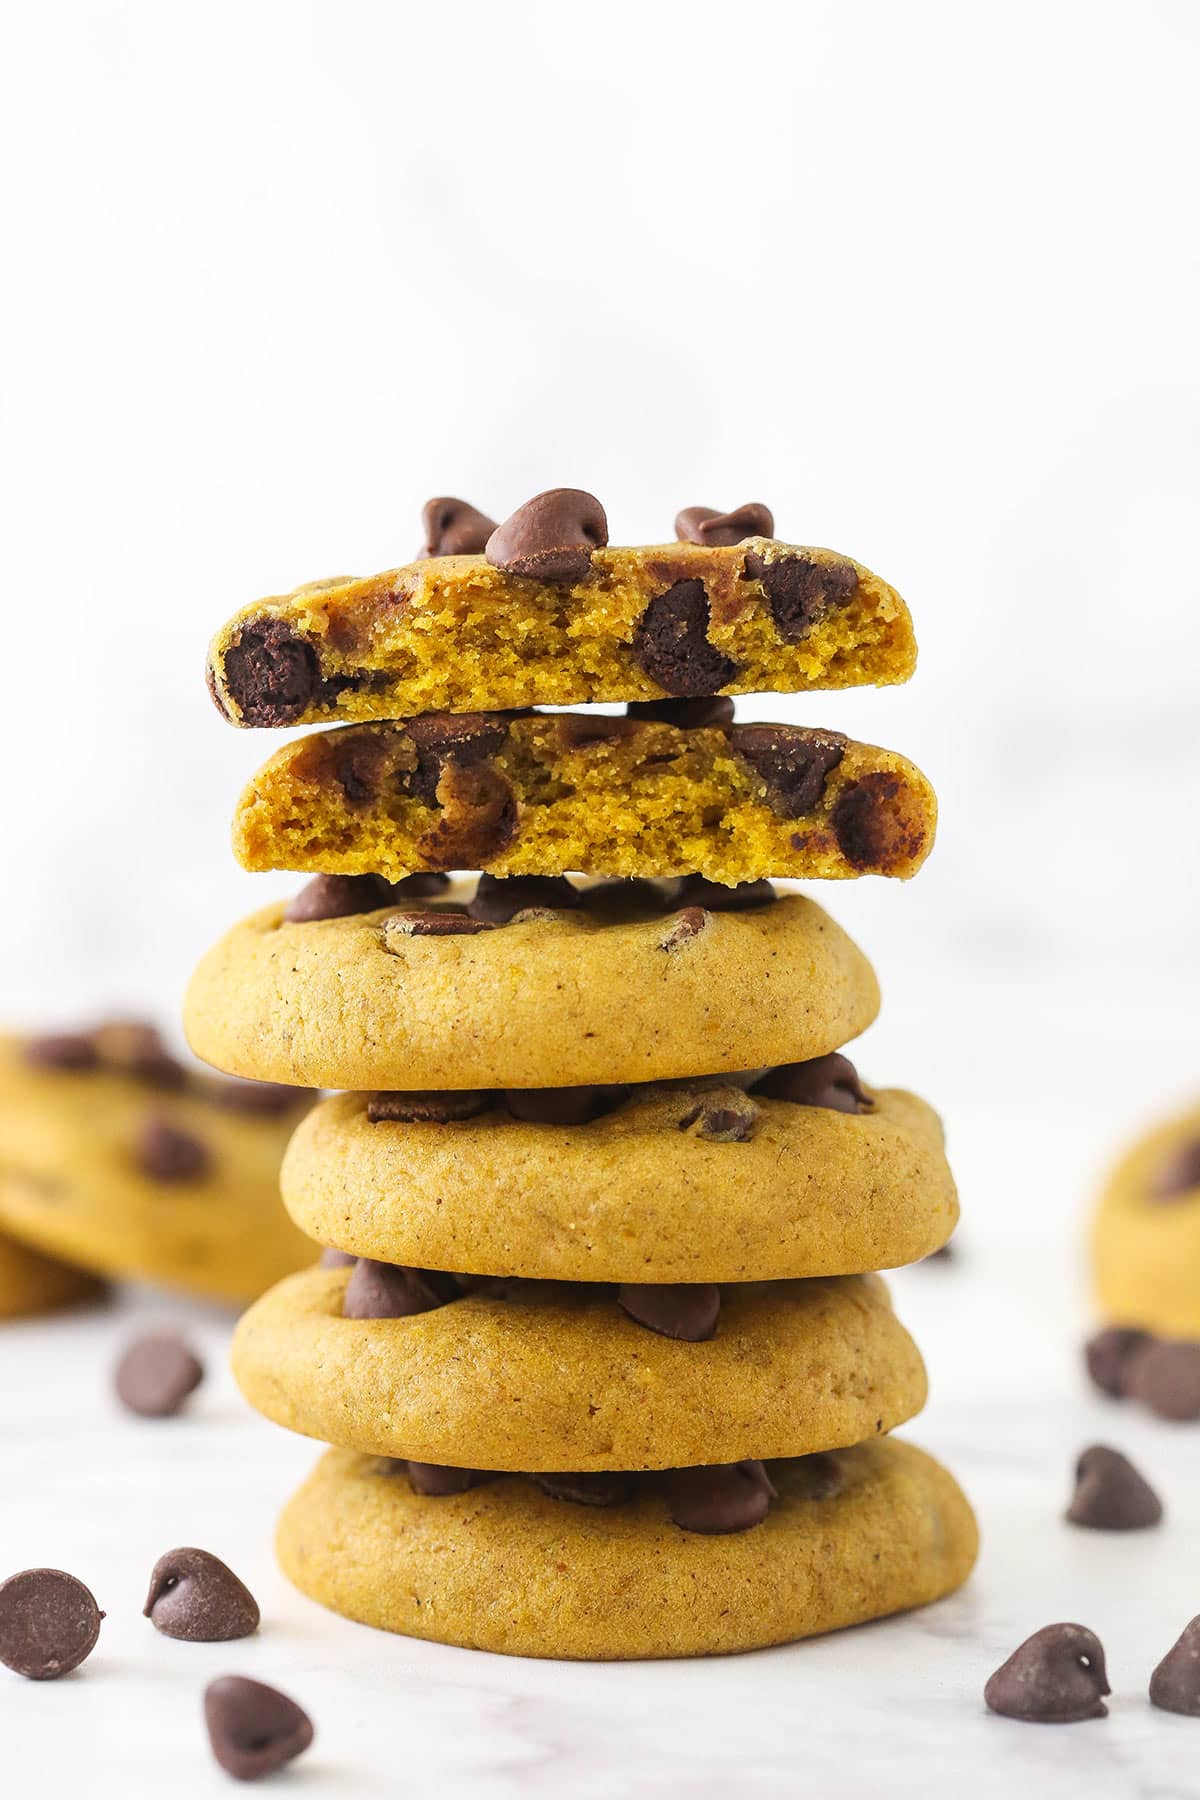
[
  {"xmin": 420, "ymin": 497, "xmax": 497, "ymax": 558},
  {"xmin": 385, "ymin": 908, "xmax": 496, "ymax": 938},
  {"xmin": 214, "ymin": 1078, "xmax": 307, "ymax": 1116},
  {"xmin": 342, "ymin": 1259, "xmax": 461, "ymax": 1319},
  {"xmin": 1124, "ymin": 1338, "xmax": 1200, "ymax": 1420},
  {"xmin": 485, "ymin": 488, "xmax": 608, "ymax": 583},
  {"xmin": 204, "ymin": 1675, "xmax": 314, "ymax": 1782},
  {"xmin": 831, "ymin": 773, "xmax": 923, "ymax": 873},
  {"xmin": 752, "ymin": 1053, "xmax": 873, "ymax": 1115},
  {"xmin": 730, "ymin": 724, "xmax": 847, "ymax": 818},
  {"xmin": 658, "ymin": 905, "xmax": 710, "ymax": 949},
  {"xmin": 633, "ymin": 580, "xmax": 739, "ymax": 697},
  {"xmin": 1150, "ymin": 1617, "xmax": 1200, "ymax": 1715},
  {"xmin": 625, "ymin": 695, "xmax": 736, "ymax": 729},
  {"xmin": 665, "ymin": 1461, "xmax": 776, "ymax": 1535},
  {"xmin": 556, "ymin": 713, "xmax": 639, "ymax": 748},
  {"xmin": 1150, "ymin": 1138, "xmax": 1200, "ymax": 1201},
  {"xmin": 0, "ymin": 1569, "xmax": 104, "ymax": 1680},
  {"xmin": 533, "ymin": 1471, "xmax": 636, "ymax": 1507},
  {"xmin": 391, "ymin": 872, "xmax": 452, "ymax": 898},
  {"xmin": 677, "ymin": 1089, "xmax": 760, "ymax": 1142},
  {"xmin": 468, "ymin": 874, "xmax": 581, "ymax": 923},
  {"xmin": 135, "ymin": 1115, "xmax": 212, "ymax": 1183},
  {"xmin": 284, "ymin": 873, "xmax": 394, "ymax": 923},
  {"xmin": 221, "ymin": 617, "xmax": 319, "ymax": 728},
  {"xmin": 114, "ymin": 1332, "xmax": 204, "ymax": 1418},
  {"xmin": 617, "ymin": 1283, "xmax": 721, "ymax": 1341},
  {"xmin": 579, "ymin": 876, "xmax": 672, "ymax": 918},
  {"xmin": 670, "ymin": 875, "xmax": 776, "ymax": 911},
  {"xmin": 746, "ymin": 553, "xmax": 858, "ymax": 642},
  {"xmin": 404, "ymin": 711, "xmax": 513, "ymax": 808},
  {"xmin": 319, "ymin": 1247, "xmax": 357, "ymax": 1269},
  {"xmin": 367, "ymin": 1090, "xmax": 492, "ymax": 1123},
  {"xmin": 144, "ymin": 1549, "xmax": 259, "ymax": 1642},
  {"xmin": 503, "ymin": 1085, "xmax": 629, "ymax": 1126},
  {"xmin": 24, "ymin": 1032, "xmax": 100, "ymax": 1071},
  {"xmin": 984, "ymin": 1623, "xmax": 1110, "ymax": 1723},
  {"xmin": 675, "ymin": 502, "xmax": 775, "ymax": 546},
  {"xmin": 1083, "ymin": 1327, "xmax": 1151, "ymax": 1398},
  {"xmin": 405, "ymin": 1461, "xmax": 496, "ymax": 1496},
  {"xmin": 1066, "ymin": 1444, "xmax": 1162, "ymax": 1530}
]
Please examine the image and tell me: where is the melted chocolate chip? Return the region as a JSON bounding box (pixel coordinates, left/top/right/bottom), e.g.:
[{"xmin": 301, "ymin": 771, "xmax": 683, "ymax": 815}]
[
  {"xmin": 556, "ymin": 713, "xmax": 639, "ymax": 748},
  {"xmin": 204, "ymin": 1676, "xmax": 314, "ymax": 1782},
  {"xmin": 1124, "ymin": 1338, "xmax": 1200, "ymax": 1420},
  {"xmin": 752, "ymin": 1053, "xmax": 873, "ymax": 1115},
  {"xmin": 665, "ymin": 1461, "xmax": 776, "ymax": 1535},
  {"xmin": 468, "ymin": 874, "xmax": 581, "ymax": 923},
  {"xmin": 626, "ymin": 695, "xmax": 736, "ymax": 729},
  {"xmin": 831, "ymin": 773, "xmax": 922, "ymax": 872},
  {"xmin": 319, "ymin": 1247, "xmax": 357, "ymax": 1269},
  {"xmin": 418, "ymin": 760, "xmax": 518, "ymax": 867},
  {"xmin": 745, "ymin": 554, "xmax": 858, "ymax": 642},
  {"xmin": 658, "ymin": 905, "xmax": 710, "ymax": 949},
  {"xmin": 420, "ymin": 497, "xmax": 497, "ymax": 558},
  {"xmin": 385, "ymin": 908, "xmax": 496, "ymax": 937},
  {"xmin": 135, "ymin": 1116, "xmax": 212, "ymax": 1183},
  {"xmin": 1150, "ymin": 1617, "xmax": 1200, "ymax": 1715},
  {"xmin": 220, "ymin": 617, "xmax": 319, "ymax": 727},
  {"xmin": 617, "ymin": 1283, "xmax": 721, "ymax": 1341},
  {"xmin": 984, "ymin": 1623, "xmax": 1110, "ymax": 1723},
  {"xmin": 285, "ymin": 873, "xmax": 394, "ymax": 923},
  {"xmin": 677, "ymin": 1090, "xmax": 760, "ymax": 1142},
  {"xmin": 405, "ymin": 1461, "xmax": 496, "ymax": 1496},
  {"xmin": 0, "ymin": 1569, "xmax": 104, "ymax": 1680},
  {"xmin": 143, "ymin": 1548, "xmax": 260, "ymax": 1641},
  {"xmin": 330, "ymin": 734, "xmax": 388, "ymax": 806},
  {"xmin": 1150, "ymin": 1138, "xmax": 1200, "ymax": 1201},
  {"xmin": 367, "ymin": 1090, "xmax": 492, "ymax": 1123},
  {"xmin": 730, "ymin": 724, "xmax": 847, "ymax": 818},
  {"xmin": 392, "ymin": 871, "xmax": 452, "ymax": 898},
  {"xmin": 670, "ymin": 875, "xmax": 776, "ymax": 911},
  {"xmin": 579, "ymin": 876, "xmax": 672, "ymax": 918},
  {"xmin": 1066, "ymin": 1445, "xmax": 1163, "ymax": 1530},
  {"xmin": 214, "ymin": 1078, "xmax": 307, "ymax": 1116},
  {"xmin": 342, "ymin": 1259, "xmax": 461, "ymax": 1319},
  {"xmin": 486, "ymin": 488, "xmax": 608, "ymax": 583},
  {"xmin": 504, "ymin": 1085, "xmax": 629, "ymax": 1126},
  {"xmin": 1083, "ymin": 1327, "xmax": 1150, "ymax": 1398},
  {"xmin": 533, "ymin": 1471, "xmax": 636, "ymax": 1507},
  {"xmin": 114, "ymin": 1332, "xmax": 204, "ymax": 1417},
  {"xmin": 675, "ymin": 503, "xmax": 775, "ymax": 546},
  {"xmin": 633, "ymin": 580, "xmax": 739, "ymax": 697},
  {"xmin": 404, "ymin": 712, "xmax": 513, "ymax": 809},
  {"xmin": 23, "ymin": 1032, "xmax": 99, "ymax": 1072}
]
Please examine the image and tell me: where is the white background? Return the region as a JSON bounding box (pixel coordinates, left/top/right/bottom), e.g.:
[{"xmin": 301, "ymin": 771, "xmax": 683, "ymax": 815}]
[{"xmin": 1, "ymin": 3, "xmax": 1199, "ymax": 1794}]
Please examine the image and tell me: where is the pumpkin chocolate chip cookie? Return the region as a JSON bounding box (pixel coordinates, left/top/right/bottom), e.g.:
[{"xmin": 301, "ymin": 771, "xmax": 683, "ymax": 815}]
[
  {"xmin": 0, "ymin": 1230, "xmax": 102, "ymax": 1320},
  {"xmin": 1092, "ymin": 1100, "xmax": 1200, "ymax": 1339}
]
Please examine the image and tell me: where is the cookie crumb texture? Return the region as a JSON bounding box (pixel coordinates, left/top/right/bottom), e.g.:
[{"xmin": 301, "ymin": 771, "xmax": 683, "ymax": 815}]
[
  {"xmin": 233, "ymin": 713, "xmax": 936, "ymax": 884},
  {"xmin": 1092, "ymin": 1102, "xmax": 1200, "ymax": 1337},
  {"xmin": 276, "ymin": 1438, "xmax": 977, "ymax": 1659},
  {"xmin": 207, "ymin": 541, "xmax": 916, "ymax": 728}
]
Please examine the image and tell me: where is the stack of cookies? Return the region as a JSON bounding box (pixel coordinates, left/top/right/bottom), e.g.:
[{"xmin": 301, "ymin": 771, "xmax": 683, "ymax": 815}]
[{"xmin": 185, "ymin": 491, "xmax": 977, "ymax": 1659}]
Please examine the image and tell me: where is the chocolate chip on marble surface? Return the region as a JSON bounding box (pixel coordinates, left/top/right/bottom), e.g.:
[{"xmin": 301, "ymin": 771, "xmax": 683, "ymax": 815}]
[
  {"xmin": 675, "ymin": 502, "xmax": 775, "ymax": 546},
  {"xmin": 367, "ymin": 1090, "xmax": 492, "ymax": 1124},
  {"xmin": 669, "ymin": 875, "xmax": 776, "ymax": 912},
  {"xmin": 1149, "ymin": 1138, "xmax": 1200, "ymax": 1201},
  {"xmin": 625, "ymin": 695, "xmax": 736, "ymax": 729},
  {"xmin": 204, "ymin": 1675, "xmax": 314, "ymax": 1782},
  {"xmin": 114, "ymin": 1332, "xmax": 204, "ymax": 1417},
  {"xmin": 744, "ymin": 552, "xmax": 858, "ymax": 641},
  {"xmin": 342, "ymin": 1259, "xmax": 461, "ymax": 1319},
  {"xmin": 485, "ymin": 488, "xmax": 608, "ymax": 583},
  {"xmin": 405, "ymin": 1461, "xmax": 496, "ymax": 1496},
  {"xmin": 633, "ymin": 580, "xmax": 739, "ymax": 697},
  {"xmin": 0, "ymin": 1569, "xmax": 104, "ymax": 1679},
  {"xmin": 1065, "ymin": 1444, "xmax": 1162, "ymax": 1530},
  {"xmin": 23, "ymin": 1032, "xmax": 100, "ymax": 1071},
  {"xmin": 420, "ymin": 497, "xmax": 497, "ymax": 558},
  {"xmin": 677, "ymin": 1089, "xmax": 760, "ymax": 1141},
  {"xmin": 665, "ymin": 1461, "xmax": 776, "ymax": 1535},
  {"xmin": 284, "ymin": 872, "xmax": 394, "ymax": 924},
  {"xmin": 1149, "ymin": 1617, "xmax": 1200, "ymax": 1715},
  {"xmin": 135, "ymin": 1115, "xmax": 212, "ymax": 1183},
  {"xmin": 220, "ymin": 617, "xmax": 319, "ymax": 727},
  {"xmin": 468, "ymin": 873, "xmax": 581, "ymax": 923},
  {"xmin": 214, "ymin": 1078, "xmax": 307, "ymax": 1116},
  {"xmin": 319, "ymin": 1247, "xmax": 357, "ymax": 1269},
  {"xmin": 532, "ymin": 1471, "xmax": 636, "ymax": 1507},
  {"xmin": 1123, "ymin": 1338, "xmax": 1200, "ymax": 1420},
  {"xmin": 384, "ymin": 909, "xmax": 496, "ymax": 939},
  {"xmin": 617, "ymin": 1283, "xmax": 721, "ymax": 1342},
  {"xmin": 730, "ymin": 723, "xmax": 847, "ymax": 817},
  {"xmin": 984, "ymin": 1623, "xmax": 1110, "ymax": 1723},
  {"xmin": 503, "ymin": 1085, "xmax": 629, "ymax": 1126},
  {"xmin": 1083, "ymin": 1326, "xmax": 1150, "ymax": 1398},
  {"xmin": 144, "ymin": 1548, "xmax": 259, "ymax": 1642},
  {"xmin": 752, "ymin": 1053, "xmax": 873, "ymax": 1115}
]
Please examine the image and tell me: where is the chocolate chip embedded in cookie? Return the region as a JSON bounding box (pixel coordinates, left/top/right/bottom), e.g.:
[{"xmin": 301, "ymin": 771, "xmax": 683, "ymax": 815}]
[
  {"xmin": 367, "ymin": 1090, "xmax": 492, "ymax": 1124},
  {"xmin": 617, "ymin": 1283, "xmax": 721, "ymax": 1342},
  {"xmin": 664, "ymin": 1460, "xmax": 776, "ymax": 1534},
  {"xmin": 730, "ymin": 724, "xmax": 847, "ymax": 818},
  {"xmin": 832, "ymin": 771, "xmax": 934, "ymax": 875},
  {"xmin": 743, "ymin": 550, "xmax": 859, "ymax": 642},
  {"xmin": 532, "ymin": 1470, "xmax": 637, "ymax": 1507},
  {"xmin": 469, "ymin": 874, "xmax": 581, "ymax": 924},
  {"xmin": 342, "ymin": 1258, "xmax": 460, "ymax": 1319},
  {"xmin": 216, "ymin": 617, "xmax": 321, "ymax": 728},
  {"xmin": 486, "ymin": 488, "xmax": 608, "ymax": 584},
  {"xmin": 633, "ymin": 580, "xmax": 740, "ymax": 697},
  {"xmin": 752, "ymin": 1053, "xmax": 873, "ymax": 1115}
]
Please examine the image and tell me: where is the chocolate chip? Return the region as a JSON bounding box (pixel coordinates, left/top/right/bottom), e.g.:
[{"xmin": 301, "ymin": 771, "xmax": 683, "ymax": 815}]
[
  {"xmin": 417, "ymin": 759, "xmax": 518, "ymax": 867},
  {"xmin": 796, "ymin": 1450, "xmax": 845, "ymax": 1501},
  {"xmin": 675, "ymin": 503, "xmax": 775, "ymax": 546},
  {"xmin": 504, "ymin": 1085, "xmax": 629, "ymax": 1126},
  {"xmin": 669, "ymin": 875, "xmax": 776, "ymax": 911},
  {"xmin": 91, "ymin": 1020, "xmax": 187, "ymax": 1088},
  {"xmin": 532, "ymin": 1471, "xmax": 636, "ymax": 1507},
  {"xmin": 485, "ymin": 488, "xmax": 608, "ymax": 583},
  {"xmin": 23, "ymin": 1032, "xmax": 99, "ymax": 1072},
  {"xmin": 204, "ymin": 1676, "xmax": 314, "ymax": 1782},
  {"xmin": 144, "ymin": 1548, "xmax": 259, "ymax": 1641},
  {"xmin": 391, "ymin": 872, "xmax": 452, "ymax": 898},
  {"xmin": 617, "ymin": 1283, "xmax": 721, "ymax": 1341},
  {"xmin": 1124, "ymin": 1338, "xmax": 1200, "ymax": 1420},
  {"xmin": 114, "ymin": 1332, "xmax": 204, "ymax": 1417},
  {"xmin": 657, "ymin": 905, "xmax": 710, "ymax": 950},
  {"xmin": 1083, "ymin": 1327, "xmax": 1151, "ymax": 1398},
  {"xmin": 404, "ymin": 711, "xmax": 513, "ymax": 808},
  {"xmin": 633, "ymin": 580, "xmax": 739, "ymax": 697},
  {"xmin": 342, "ymin": 1259, "xmax": 461, "ymax": 1319},
  {"xmin": 468, "ymin": 874, "xmax": 581, "ymax": 923},
  {"xmin": 831, "ymin": 772, "xmax": 924, "ymax": 873},
  {"xmin": 214, "ymin": 1078, "xmax": 307, "ymax": 1116},
  {"xmin": 984, "ymin": 1623, "xmax": 1110, "ymax": 1723},
  {"xmin": 284, "ymin": 873, "xmax": 394, "ymax": 923},
  {"xmin": 1065, "ymin": 1444, "xmax": 1163, "ymax": 1530},
  {"xmin": 135, "ymin": 1115, "xmax": 212, "ymax": 1183},
  {"xmin": 1150, "ymin": 1617, "xmax": 1200, "ymax": 1715},
  {"xmin": 752, "ymin": 1053, "xmax": 873, "ymax": 1115},
  {"xmin": 730, "ymin": 723, "xmax": 847, "ymax": 818},
  {"xmin": 746, "ymin": 554, "xmax": 858, "ymax": 642},
  {"xmin": 625, "ymin": 695, "xmax": 736, "ymax": 729},
  {"xmin": 385, "ymin": 908, "xmax": 496, "ymax": 938},
  {"xmin": 405, "ymin": 1461, "xmax": 496, "ymax": 1496},
  {"xmin": 367, "ymin": 1090, "xmax": 492, "ymax": 1123},
  {"xmin": 1150, "ymin": 1138, "xmax": 1200, "ymax": 1201},
  {"xmin": 319, "ymin": 1247, "xmax": 356, "ymax": 1269},
  {"xmin": 420, "ymin": 497, "xmax": 497, "ymax": 558},
  {"xmin": 677, "ymin": 1087, "xmax": 760, "ymax": 1141},
  {"xmin": 556, "ymin": 713, "xmax": 640, "ymax": 749},
  {"xmin": 220, "ymin": 617, "xmax": 319, "ymax": 728},
  {"xmin": 0, "ymin": 1569, "xmax": 104, "ymax": 1680},
  {"xmin": 330, "ymin": 734, "xmax": 388, "ymax": 806},
  {"xmin": 665, "ymin": 1461, "xmax": 776, "ymax": 1535}
]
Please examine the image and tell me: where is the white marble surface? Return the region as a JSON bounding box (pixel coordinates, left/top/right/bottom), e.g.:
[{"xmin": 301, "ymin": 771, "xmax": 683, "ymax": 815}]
[{"xmin": 3, "ymin": 973, "xmax": 1200, "ymax": 1796}]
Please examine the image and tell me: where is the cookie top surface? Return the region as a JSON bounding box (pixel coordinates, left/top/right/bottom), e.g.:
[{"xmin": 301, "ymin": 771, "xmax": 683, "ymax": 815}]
[
  {"xmin": 206, "ymin": 538, "xmax": 915, "ymax": 728},
  {"xmin": 233, "ymin": 1265, "xmax": 925, "ymax": 1470},
  {"xmin": 1093, "ymin": 1100, "xmax": 1200, "ymax": 1337},
  {"xmin": 0, "ymin": 1033, "xmax": 315, "ymax": 1304},
  {"xmin": 184, "ymin": 884, "xmax": 880, "ymax": 1090},
  {"xmin": 233, "ymin": 710, "xmax": 936, "ymax": 885},
  {"xmin": 278, "ymin": 1438, "xmax": 978, "ymax": 1659},
  {"xmin": 284, "ymin": 1079, "xmax": 956, "ymax": 1281}
]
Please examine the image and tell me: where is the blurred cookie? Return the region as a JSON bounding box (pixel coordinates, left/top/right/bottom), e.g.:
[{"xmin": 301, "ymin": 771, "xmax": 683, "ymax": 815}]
[
  {"xmin": 0, "ymin": 1230, "xmax": 101, "ymax": 1320},
  {"xmin": 1092, "ymin": 1100, "xmax": 1200, "ymax": 1337}
]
